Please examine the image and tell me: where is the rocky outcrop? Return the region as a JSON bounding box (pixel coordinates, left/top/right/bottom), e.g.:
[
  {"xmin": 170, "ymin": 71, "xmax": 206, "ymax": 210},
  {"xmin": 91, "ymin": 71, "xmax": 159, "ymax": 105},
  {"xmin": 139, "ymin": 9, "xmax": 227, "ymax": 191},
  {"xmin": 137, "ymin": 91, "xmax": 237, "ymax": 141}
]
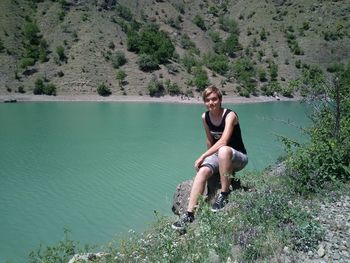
[{"xmin": 171, "ymin": 174, "xmax": 243, "ymax": 215}]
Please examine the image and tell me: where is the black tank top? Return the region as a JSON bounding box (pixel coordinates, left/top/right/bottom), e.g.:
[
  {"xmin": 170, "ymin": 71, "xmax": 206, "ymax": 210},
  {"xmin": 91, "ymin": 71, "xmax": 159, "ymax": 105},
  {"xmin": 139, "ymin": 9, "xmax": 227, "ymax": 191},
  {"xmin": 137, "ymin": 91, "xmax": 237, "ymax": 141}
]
[{"xmin": 204, "ymin": 109, "xmax": 247, "ymax": 154}]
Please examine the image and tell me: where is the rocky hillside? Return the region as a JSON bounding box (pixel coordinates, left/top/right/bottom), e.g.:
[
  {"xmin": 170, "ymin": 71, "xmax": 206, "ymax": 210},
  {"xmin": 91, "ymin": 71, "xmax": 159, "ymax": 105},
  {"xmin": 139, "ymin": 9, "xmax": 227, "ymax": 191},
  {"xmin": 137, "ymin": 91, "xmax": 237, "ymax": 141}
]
[{"xmin": 0, "ymin": 0, "xmax": 349, "ymax": 97}]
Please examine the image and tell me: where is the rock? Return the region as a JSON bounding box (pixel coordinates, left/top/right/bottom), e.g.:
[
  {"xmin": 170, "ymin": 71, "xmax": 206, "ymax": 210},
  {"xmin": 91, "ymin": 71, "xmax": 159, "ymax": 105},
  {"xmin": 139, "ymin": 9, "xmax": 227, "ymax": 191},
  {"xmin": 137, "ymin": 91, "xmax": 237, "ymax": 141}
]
[
  {"xmin": 172, "ymin": 175, "xmax": 244, "ymax": 215},
  {"xmin": 317, "ymin": 245, "xmax": 326, "ymax": 258}
]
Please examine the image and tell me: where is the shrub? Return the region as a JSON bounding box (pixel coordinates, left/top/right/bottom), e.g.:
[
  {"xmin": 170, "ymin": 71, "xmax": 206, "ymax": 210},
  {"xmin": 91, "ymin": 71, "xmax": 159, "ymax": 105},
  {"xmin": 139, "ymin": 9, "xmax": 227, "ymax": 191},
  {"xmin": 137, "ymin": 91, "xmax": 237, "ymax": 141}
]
[
  {"xmin": 116, "ymin": 4, "xmax": 133, "ymax": 21},
  {"xmin": 233, "ymin": 58, "xmax": 257, "ymax": 94},
  {"xmin": 257, "ymin": 67, "xmax": 267, "ymax": 82},
  {"xmin": 223, "ymin": 33, "xmax": 240, "ymax": 57},
  {"xmin": 128, "ymin": 23, "xmax": 175, "ymax": 65},
  {"xmin": 193, "ymin": 66, "xmax": 209, "ymax": 91},
  {"xmin": 20, "ymin": 57, "xmax": 35, "ymax": 69},
  {"xmin": 260, "ymin": 28, "xmax": 267, "ymax": 41},
  {"xmin": 261, "ymin": 81, "xmax": 281, "ymax": 96},
  {"xmin": 138, "ymin": 54, "xmax": 159, "ymax": 72},
  {"xmin": 116, "ymin": 69, "xmax": 127, "ymax": 87},
  {"xmin": 182, "ymin": 52, "xmax": 198, "ymax": 73},
  {"xmin": 112, "ymin": 51, "xmax": 127, "ymax": 68},
  {"xmin": 179, "ymin": 34, "xmax": 199, "ymax": 54},
  {"xmin": 147, "ymin": 77, "xmax": 164, "ymax": 97},
  {"xmin": 283, "ymin": 63, "xmax": 350, "ymax": 193},
  {"xmin": 218, "ymin": 16, "xmax": 239, "ymax": 34},
  {"xmin": 165, "ymin": 80, "xmax": 181, "ymax": 95},
  {"xmin": 33, "ymin": 78, "xmax": 44, "ymax": 94},
  {"xmin": 43, "ymin": 83, "xmax": 57, "ymax": 96},
  {"xmin": 193, "ymin": 14, "xmax": 206, "ymax": 30},
  {"xmin": 56, "ymin": 45, "xmax": 66, "ymax": 61},
  {"xmin": 269, "ymin": 61, "xmax": 278, "ymax": 80},
  {"xmin": 203, "ymin": 52, "xmax": 229, "ymax": 75},
  {"xmin": 97, "ymin": 83, "xmax": 111, "ymax": 96}
]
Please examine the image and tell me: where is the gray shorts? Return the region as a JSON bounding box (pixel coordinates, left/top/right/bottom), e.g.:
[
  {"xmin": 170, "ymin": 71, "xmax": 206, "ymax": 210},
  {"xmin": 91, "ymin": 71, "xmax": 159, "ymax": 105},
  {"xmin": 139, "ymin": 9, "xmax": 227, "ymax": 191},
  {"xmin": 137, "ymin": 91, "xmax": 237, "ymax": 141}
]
[{"xmin": 201, "ymin": 148, "xmax": 248, "ymax": 175}]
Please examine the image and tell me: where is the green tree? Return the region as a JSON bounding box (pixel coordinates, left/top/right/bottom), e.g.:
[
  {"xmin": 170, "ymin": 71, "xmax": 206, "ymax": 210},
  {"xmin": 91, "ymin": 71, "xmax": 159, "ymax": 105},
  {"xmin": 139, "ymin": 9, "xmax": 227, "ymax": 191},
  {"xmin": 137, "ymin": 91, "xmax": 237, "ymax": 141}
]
[
  {"xmin": 203, "ymin": 52, "xmax": 229, "ymax": 75},
  {"xmin": 138, "ymin": 54, "xmax": 159, "ymax": 72},
  {"xmin": 182, "ymin": 52, "xmax": 198, "ymax": 73},
  {"xmin": 147, "ymin": 77, "xmax": 164, "ymax": 97},
  {"xmin": 33, "ymin": 78, "xmax": 44, "ymax": 95}
]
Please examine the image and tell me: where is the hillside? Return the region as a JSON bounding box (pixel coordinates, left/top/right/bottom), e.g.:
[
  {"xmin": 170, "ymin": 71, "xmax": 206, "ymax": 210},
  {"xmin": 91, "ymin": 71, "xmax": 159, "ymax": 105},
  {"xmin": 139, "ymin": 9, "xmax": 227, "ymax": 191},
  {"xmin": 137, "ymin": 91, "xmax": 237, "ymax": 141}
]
[{"xmin": 0, "ymin": 0, "xmax": 349, "ymax": 97}]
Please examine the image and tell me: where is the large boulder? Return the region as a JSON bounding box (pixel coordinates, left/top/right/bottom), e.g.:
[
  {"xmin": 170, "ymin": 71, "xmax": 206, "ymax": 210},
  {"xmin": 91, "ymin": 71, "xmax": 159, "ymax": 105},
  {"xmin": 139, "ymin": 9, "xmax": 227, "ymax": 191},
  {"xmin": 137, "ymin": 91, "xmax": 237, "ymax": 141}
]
[{"xmin": 171, "ymin": 174, "xmax": 242, "ymax": 215}]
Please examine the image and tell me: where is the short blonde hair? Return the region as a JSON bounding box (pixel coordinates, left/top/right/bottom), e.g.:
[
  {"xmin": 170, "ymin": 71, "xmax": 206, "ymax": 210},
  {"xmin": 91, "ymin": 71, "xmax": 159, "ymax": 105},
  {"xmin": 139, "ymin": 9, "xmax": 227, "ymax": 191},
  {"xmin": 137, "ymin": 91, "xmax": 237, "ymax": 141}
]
[{"xmin": 202, "ymin": 85, "xmax": 223, "ymax": 102}]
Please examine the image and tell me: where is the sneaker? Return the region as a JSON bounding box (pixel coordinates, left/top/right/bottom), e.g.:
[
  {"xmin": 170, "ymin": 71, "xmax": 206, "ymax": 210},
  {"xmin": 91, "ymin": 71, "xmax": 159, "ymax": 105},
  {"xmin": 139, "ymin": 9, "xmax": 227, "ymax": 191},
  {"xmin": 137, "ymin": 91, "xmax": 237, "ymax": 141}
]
[
  {"xmin": 172, "ymin": 211, "xmax": 194, "ymax": 230},
  {"xmin": 211, "ymin": 193, "xmax": 229, "ymax": 212}
]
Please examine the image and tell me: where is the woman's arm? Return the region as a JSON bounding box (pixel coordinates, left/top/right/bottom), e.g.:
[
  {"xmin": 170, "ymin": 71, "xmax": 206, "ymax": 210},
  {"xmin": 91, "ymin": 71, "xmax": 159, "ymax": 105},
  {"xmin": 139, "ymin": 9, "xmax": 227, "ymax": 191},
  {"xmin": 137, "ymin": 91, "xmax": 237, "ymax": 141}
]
[{"xmin": 194, "ymin": 111, "xmax": 237, "ymax": 170}]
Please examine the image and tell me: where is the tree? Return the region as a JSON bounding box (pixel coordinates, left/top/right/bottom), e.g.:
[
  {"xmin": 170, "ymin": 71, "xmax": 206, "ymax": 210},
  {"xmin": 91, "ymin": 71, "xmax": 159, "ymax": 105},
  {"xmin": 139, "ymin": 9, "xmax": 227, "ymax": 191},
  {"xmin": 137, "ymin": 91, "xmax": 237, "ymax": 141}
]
[{"xmin": 193, "ymin": 14, "xmax": 206, "ymax": 30}]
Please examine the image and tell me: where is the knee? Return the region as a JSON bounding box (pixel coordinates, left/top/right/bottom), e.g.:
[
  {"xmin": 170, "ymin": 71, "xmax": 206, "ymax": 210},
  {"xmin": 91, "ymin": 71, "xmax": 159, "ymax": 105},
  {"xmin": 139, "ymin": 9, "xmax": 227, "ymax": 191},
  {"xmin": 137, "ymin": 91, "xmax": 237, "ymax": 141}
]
[
  {"xmin": 218, "ymin": 146, "xmax": 233, "ymax": 160},
  {"xmin": 194, "ymin": 166, "xmax": 212, "ymax": 183}
]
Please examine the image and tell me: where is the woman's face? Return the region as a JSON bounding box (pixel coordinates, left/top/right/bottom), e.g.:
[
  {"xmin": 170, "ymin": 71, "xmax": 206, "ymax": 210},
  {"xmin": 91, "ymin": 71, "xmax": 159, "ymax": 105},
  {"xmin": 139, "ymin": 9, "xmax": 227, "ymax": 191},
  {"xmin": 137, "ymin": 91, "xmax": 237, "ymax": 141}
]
[{"xmin": 204, "ymin": 92, "xmax": 221, "ymax": 111}]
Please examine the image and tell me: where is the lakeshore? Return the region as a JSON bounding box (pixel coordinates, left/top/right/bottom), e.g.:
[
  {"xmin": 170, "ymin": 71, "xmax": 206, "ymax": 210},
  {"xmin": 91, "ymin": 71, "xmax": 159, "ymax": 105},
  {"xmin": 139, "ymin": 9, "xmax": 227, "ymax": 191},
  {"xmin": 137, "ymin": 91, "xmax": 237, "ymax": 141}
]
[{"xmin": 0, "ymin": 93, "xmax": 298, "ymax": 104}]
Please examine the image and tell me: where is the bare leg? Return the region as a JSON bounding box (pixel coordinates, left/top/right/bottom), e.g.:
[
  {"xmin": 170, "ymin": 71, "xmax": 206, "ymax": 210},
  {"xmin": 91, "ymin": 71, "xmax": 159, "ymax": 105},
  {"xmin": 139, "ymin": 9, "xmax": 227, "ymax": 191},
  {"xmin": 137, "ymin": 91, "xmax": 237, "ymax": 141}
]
[
  {"xmin": 218, "ymin": 146, "xmax": 234, "ymax": 193},
  {"xmin": 187, "ymin": 166, "xmax": 212, "ymax": 212}
]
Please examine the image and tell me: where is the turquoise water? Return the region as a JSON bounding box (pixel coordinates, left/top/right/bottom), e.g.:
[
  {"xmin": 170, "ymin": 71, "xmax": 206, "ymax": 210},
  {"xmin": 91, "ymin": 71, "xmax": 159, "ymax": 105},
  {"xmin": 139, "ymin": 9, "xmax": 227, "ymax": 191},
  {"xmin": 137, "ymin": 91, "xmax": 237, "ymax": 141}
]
[{"xmin": 0, "ymin": 101, "xmax": 310, "ymax": 262}]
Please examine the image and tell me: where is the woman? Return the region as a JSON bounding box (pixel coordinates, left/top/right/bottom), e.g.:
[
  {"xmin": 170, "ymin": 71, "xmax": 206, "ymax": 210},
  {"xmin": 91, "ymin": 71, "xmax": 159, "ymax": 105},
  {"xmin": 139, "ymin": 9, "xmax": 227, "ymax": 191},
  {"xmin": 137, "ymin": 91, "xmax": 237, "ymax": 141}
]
[{"xmin": 172, "ymin": 85, "xmax": 248, "ymax": 230}]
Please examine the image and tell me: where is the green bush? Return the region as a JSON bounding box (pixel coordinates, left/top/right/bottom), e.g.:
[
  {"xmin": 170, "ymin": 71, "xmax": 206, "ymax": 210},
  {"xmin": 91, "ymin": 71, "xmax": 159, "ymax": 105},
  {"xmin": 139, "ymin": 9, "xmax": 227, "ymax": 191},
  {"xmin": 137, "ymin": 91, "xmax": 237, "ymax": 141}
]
[
  {"xmin": 182, "ymin": 52, "xmax": 198, "ymax": 73},
  {"xmin": 223, "ymin": 33, "xmax": 240, "ymax": 57},
  {"xmin": 218, "ymin": 16, "xmax": 239, "ymax": 34},
  {"xmin": 43, "ymin": 83, "xmax": 57, "ymax": 96},
  {"xmin": 138, "ymin": 54, "xmax": 159, "ymax": 72},
  {"xmin": 269, "ymin": 61, "xmax": 278, "ymax": 80},
  {"xmin": 193, "ymin": 14, "xmax": 206, "ymax": 30},
  {"xmin": 127, "ymin": 23, "xmax": 175, "ymax": 65},
  {"xmin": 0, "ymin": 38, "xmax": 4, "ymax": 53},
  {"xmin": 147, "ymin": 77, "xmax": 164, "ymax": 97},
  {"xmin": 56, "ymin": 45, "xmax": 66, "ymax": 61},
  {"xmin": 97, "ymin": 83, "xmax": 111, "ymax": 96},
  {"xmin": 261, "ymin": 81, "xmax": 281, "ymax": 96},
  {"xmin": 203, "ymin": 52, "xmax": 229, "ymax": 75},
  {"xmin": 165, "ymin": 80, "xmax": 181, "ymax": 95},
  {"xmin": 20, "ymin": 57, "xmax": 35, "ymax": 69},
  {"xmin": 193, "ymin": 66, "xmax": 209, "ymax": 91},
  {"xmin": 112, "ymin": 51, "xmax": 127, "ymax": 68},
  {"xmin": 116, "ymin": 69, "xmax": 127, "ymax": 87},
  {"xmin": 233, "ymin": 58, "xmax": 257, "ymax": 95},
  {"xmin": 33, "ymin": 78, "xmax": 44, "ymax": 94},
  {"xmin": 283, "ymin": 63, "xmax": 350, "ymax": 193}
]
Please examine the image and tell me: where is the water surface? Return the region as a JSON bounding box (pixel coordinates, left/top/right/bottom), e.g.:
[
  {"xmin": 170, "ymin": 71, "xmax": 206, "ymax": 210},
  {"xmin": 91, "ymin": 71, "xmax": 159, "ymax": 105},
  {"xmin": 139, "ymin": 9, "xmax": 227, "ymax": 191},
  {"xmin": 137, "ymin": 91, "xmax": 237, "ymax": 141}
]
[{"xmin": 0, "ymin": 101, "xmax": 310, "ymax": 262}]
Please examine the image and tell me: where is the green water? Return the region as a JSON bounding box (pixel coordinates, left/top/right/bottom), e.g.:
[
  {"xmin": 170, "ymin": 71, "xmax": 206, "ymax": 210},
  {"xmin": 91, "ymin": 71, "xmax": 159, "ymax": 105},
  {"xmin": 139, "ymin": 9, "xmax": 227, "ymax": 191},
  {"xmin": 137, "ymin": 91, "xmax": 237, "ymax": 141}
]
[{"xmin": 0, "ymin": 101, "xmax": 310, "ymax": 262}]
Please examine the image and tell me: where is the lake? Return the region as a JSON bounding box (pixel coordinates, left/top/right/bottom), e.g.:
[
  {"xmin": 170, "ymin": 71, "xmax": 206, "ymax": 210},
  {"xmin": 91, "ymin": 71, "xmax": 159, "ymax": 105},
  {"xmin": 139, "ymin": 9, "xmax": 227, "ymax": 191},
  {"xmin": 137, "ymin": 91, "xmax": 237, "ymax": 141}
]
[{"xmin": 0, "ymin": 101, "xmax": 310, "ymax": 262}]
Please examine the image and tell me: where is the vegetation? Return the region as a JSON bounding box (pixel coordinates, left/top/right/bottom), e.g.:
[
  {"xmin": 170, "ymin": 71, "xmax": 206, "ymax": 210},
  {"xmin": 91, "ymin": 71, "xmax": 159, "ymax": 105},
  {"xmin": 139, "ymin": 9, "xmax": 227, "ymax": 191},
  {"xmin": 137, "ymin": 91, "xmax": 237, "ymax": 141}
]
[
  {"xmin": 33, "ymin": 78, "xmax": 56, "ymax": 95},
  {"xmin": 112, "ymin": 51, "xmax": 127, "ymax": 69},
  {"xmin": 193, "ymin": 14, "xmax": 206, "ymax": 31},
  {"xmin": 147, "ymin": 77, "xmax": 164, "ymax": 97},
  {"xmin": 282, "ymin": 63, "xmax": 350, "ymax": 194},
  {"xmin": 127, "ymin": 23, "xmax": 175, "ymax": 70},
  {"xmin": 97, "ymin": 83, "xmax": 111, "ymax": 96}
]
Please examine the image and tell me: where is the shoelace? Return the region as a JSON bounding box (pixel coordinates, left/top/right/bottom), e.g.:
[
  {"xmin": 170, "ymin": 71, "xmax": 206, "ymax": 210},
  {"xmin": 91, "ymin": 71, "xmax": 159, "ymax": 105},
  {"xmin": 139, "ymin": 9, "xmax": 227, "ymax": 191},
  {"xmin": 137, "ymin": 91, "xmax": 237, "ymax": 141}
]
[{"xmin": 215, "ymin": 194, "xmax": 226, "ymax": 205}]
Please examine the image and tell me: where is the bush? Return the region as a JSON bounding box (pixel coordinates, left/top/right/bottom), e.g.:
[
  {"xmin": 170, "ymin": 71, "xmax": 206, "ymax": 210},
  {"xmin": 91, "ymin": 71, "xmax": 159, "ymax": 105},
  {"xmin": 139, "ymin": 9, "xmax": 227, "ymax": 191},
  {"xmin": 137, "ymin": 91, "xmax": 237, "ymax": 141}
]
[
  {"xmin": 165, "ymin": 80, "xmax": 181, "ymax": 95},
  {"xmin": 203, "ymin": 52, "xmax": 229, "ymax": 75},
  {"xmin": 233, "ymin": 58, "xmax": 257, "ymax": 94},
  {"xmin": 223, "ymin": 33, "xmax": 240, "ymax": 57},
  {"xmin": 116, "ymin": 69, "xmax": 127, "ymax": 87},
  {"xmin": 112, "ymin": 51, "xmax": 127, "ymax": 68},
  {"xmin": 147, "ymin": 77, "xmax": 164, "ymax": 97},
  {"xmin": 33, "ymin": 78, "xmax": 44, "ymax": 94},
  {"xmin": 0, "ymin": 38, "xmax": 4, "ymax": 53},
  {"xmin": 182, "ymin": 52, "xmax": 198, "ymax": 73},
  {"xmin": 20, "ymin": 57, "xmax": 35, "ymax": 69},
  {"xmin": 97, "ymin": 83, "xmax": 111, "ymax": 96},
  {"xmin": 193, "ymin": 14, "xmax": 206, "ymax": 30},
  {"xmin": 43, "ymin": 83, "xmax": 57, "ymax": 96},
  {"xmin": 218, "ymin": 16, "xmax": 239, "ymax": 34},
  {"xmin": 283, "ymin": 63, "xmax": 350, "ymax": 193},
  {"xmin": 56, "ymin": 45, "xmax": 66, "ymax": 61},
  {"xmin": 127, "ymin": 23, "xmax": 175, "ymax": 65},
  {"xmin": 269, "ymin": 61, "xmax": 278, "ymax": 80},
  {"xmin": 138, "ymin": 54, "xmax": 159, "ymax": 72},
  {"xmin": 193, "ymin": 66, "xmax": 209, "ymax": 91}
]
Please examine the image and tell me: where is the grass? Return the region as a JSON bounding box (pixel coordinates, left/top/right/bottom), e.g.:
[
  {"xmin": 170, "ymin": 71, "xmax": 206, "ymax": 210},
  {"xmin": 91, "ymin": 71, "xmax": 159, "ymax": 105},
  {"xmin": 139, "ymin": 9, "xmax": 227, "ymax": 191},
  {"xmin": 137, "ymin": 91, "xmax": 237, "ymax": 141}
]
[{"xmin": 29, "ymin": 165, "xmax": 349, "ymax": 263}]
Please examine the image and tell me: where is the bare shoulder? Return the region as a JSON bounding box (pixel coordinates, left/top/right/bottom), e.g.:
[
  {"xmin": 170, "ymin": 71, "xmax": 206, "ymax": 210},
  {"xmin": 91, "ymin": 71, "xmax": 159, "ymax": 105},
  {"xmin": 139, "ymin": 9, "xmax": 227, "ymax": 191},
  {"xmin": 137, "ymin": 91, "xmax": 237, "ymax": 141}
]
[{"xmin": 226, "ymin": 110, "xmax": 238, "ymax": 124}]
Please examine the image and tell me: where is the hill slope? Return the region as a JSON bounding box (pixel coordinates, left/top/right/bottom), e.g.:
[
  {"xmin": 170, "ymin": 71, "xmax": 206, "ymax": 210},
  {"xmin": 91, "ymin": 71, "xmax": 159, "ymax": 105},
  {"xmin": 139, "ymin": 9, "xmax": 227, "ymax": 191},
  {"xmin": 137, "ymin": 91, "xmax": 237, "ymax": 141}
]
[{"xmin": 0, "ymin": 0, "xmax": 349, "ymax": 97}]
